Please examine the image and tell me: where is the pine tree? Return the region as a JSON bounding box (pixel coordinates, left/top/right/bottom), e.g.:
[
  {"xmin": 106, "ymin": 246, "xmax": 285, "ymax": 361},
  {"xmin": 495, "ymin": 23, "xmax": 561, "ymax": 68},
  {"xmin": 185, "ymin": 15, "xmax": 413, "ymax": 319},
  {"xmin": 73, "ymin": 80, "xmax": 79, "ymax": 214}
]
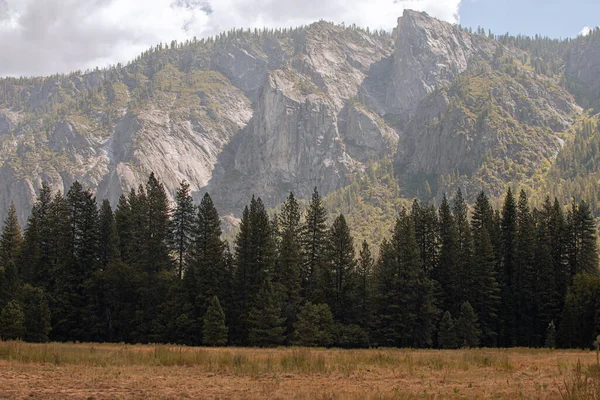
[
  {"xmin": 186, "ymin": 193, "xmax": 228, "ymax": 338},
  {"xmin": 247, "ymin": 280, "xmax": 285, "ymax": 347},
  {"xmin": 412, "ymin": 200, "xmax": 438, "ymax": 276},
  {"xmin": 456, "ymin": 301, "xmax": 480, "ymax": 348},
  {"xmin": 145, "ymin": 173, "xmax": 172, "ymax": 274},
  {"xmin": 545, "ymin": 320, "xmax": 556, "ymax": 349},
  {"xmin": 567, "ymin": 200, "xmax": 599, "ymax": 278},
  {"xmin": 435, "ymin": 195, "xmax": 459, "ymax": 313},
  {"xmin": 438, "ymin": 311, "xmax": 458, "ymax": 349},
  {"xmin": 373, "ymin": 211, "xmax": 438, "ymax": 348},
  {"xmin": 114, "ymin": 194, "xmax": 132, "ymax": 263},
  {"xmin": 99, "ymin": 200, "xmax": 120, "ymax": 268},
  {"xmin": 500, "ymin": 187, "xmax": 518, "ymax": 346},
  {"xmin": 171, "ymin": 180, "xmax": 195, "ymax": 279},
  {"xmin": 322, "ymin": 214, "xmax": 357, "ymax": 324},
  {"xmin": 203, "ymin": 296, "xmax": 228, "ymax": 346},
  {"xmin": 301, "ymin": 188, "xmax": 328, "ymax": 303},
  {"xmin": 356, "ymin": 240, "xmax": 374, "ymax": 329},
  {"xmin": 232, "ymin": 197, "xmax": 275, "ymax": 344},
  {"xmin": 453, "ymin": 189, "xmax": 474, "ymax": 308},
  {"xmin": 21, "ymin": 284, "xmax": 51, "ymax": 343},
  {"xmin": 273, "ymin": 192, "xmax": 302, "ymax": 338},
  {"xmin": 514, "ymin": 190, "xmax": 536, "ymax": 346},
  {"xmin": 0, "ymin": 202, "xmax": 22, "ymax": 308},
  {"xmin": 293, "ymin": 302, "xmax": 334, "ymax": 347},
  {"xmin": 52, "ymin": 181, "xmax": 100, "ymax": 341},
  {"xmin": 471, "ymin": 191, "xmax": 500, "ymax": 347},
  {"xmin": 558, "ymin": 273, "xmax": 600, "ymax": 349},
  {"xmin": 0, "ymin": 300, "xmax": 24, "ymax": 340}
]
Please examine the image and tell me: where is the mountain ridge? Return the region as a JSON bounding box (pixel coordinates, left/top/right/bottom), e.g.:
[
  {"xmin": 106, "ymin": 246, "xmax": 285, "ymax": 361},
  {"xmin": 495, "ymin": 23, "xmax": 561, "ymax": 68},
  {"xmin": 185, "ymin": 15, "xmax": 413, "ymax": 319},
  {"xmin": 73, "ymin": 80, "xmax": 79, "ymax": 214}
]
[{"xmin": 0, "ymin": 10, "xmax": 598, "ymax": 227}]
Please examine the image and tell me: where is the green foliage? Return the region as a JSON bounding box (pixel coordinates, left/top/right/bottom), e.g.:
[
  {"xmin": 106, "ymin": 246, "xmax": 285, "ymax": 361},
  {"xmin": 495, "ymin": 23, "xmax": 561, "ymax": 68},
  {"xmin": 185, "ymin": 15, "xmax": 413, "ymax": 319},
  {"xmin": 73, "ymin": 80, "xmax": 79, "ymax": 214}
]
[
  {"xmin": 438, "ymin": 311, "xmax": 458, "ymax": 349},
  {"xmin": 545, "ymin": 320, "xmax": 556, "ymax": 349},
  {"xmin": 20, "ymin": 285, "xmax": 51, "ymax": 343},
  {"xmin": 456, "ymin": 302, "xmax": 481, "ymax": 348},
  {"xmin": 247, "ymin": 280, "xmax": 285, "ymax": 347},
  {"xmin": 293, "ymin": 302, "xmax": 334, "ymax": 347},
  {"xmin": 0, "ymin": 300, "xmax": 24, "ymax": 340},
  {"xmin": 203, "ymin": 296, "xmax": 228, "ymax": 346}
]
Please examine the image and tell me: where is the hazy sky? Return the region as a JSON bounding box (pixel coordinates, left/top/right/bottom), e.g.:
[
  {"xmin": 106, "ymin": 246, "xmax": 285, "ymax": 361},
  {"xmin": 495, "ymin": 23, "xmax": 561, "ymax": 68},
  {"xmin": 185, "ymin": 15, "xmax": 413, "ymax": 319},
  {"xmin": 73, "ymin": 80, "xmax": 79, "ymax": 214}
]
[{"xmin": 0, "ymin": 0, "xmax": 596, "ymax": 77}]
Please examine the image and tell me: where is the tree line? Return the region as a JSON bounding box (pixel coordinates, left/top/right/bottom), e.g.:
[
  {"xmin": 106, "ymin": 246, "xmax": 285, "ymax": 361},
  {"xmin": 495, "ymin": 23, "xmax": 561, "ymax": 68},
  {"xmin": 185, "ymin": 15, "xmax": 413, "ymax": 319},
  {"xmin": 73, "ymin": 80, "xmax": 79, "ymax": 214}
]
[{"xmin": 0, "ymin": 173, "xmax": 599, "ymax": 349}]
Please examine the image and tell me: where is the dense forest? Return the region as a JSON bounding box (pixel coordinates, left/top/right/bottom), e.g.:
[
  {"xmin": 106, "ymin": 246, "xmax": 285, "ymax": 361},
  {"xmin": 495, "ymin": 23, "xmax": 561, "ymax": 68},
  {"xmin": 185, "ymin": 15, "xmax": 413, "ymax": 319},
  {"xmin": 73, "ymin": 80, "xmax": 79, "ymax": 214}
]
[{"xmin": 0, "ymin": 173, "xmax": 598, "ymax": 349}]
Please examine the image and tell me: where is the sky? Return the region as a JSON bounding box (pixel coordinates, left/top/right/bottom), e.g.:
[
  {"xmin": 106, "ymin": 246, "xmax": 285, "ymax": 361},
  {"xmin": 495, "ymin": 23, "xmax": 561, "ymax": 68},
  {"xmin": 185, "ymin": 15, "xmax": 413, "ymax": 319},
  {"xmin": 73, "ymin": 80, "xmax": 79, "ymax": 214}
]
[{"xmin": 0, "ymin": 0, "xmax": 597, "ymax": 77}]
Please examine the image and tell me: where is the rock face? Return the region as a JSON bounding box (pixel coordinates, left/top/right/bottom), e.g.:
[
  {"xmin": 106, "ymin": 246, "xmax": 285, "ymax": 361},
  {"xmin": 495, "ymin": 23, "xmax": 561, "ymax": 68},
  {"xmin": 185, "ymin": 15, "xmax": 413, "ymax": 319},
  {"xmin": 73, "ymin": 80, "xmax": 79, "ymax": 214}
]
[{"xmin": 0, "ymin": 10, "xmax": 594, "ymax": 224}]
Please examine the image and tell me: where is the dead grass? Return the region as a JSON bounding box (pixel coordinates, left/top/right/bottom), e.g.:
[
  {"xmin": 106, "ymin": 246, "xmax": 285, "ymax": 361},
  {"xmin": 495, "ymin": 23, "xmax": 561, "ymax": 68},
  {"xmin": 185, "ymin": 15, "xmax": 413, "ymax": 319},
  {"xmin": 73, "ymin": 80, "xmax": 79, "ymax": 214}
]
[{"xmin": 0, "ymin": 341, "xmax": 596, "ymax": 399}]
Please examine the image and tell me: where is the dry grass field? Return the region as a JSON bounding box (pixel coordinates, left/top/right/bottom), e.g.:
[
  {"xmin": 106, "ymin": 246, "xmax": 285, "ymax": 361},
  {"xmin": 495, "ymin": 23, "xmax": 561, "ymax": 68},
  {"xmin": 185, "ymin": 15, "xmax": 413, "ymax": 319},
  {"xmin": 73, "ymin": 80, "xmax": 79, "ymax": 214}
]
[{"xmin": 0, "ymin": 341, "xmax": 598, "ymax": 399}]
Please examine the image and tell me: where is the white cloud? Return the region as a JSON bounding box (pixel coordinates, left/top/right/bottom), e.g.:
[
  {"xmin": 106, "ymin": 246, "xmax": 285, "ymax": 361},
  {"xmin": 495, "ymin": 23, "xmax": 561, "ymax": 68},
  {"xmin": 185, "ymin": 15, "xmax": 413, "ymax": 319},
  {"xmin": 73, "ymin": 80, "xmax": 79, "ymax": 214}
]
[
  {"xmin": 0, "ymin": 0, "xmax": 461, "ymax": 77},
  {"xmin": 579, "ymin": 26, "xmax": 591, "ymax": 36}
]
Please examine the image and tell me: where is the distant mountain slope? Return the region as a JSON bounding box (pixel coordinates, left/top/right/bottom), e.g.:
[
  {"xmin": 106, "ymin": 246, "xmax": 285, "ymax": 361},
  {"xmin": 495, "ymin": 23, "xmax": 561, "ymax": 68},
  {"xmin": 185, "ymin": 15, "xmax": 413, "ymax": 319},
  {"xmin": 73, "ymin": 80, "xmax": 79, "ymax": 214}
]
[{"xmin": 0, "ymin": 10, "xmax": 598, "ymax": 226}]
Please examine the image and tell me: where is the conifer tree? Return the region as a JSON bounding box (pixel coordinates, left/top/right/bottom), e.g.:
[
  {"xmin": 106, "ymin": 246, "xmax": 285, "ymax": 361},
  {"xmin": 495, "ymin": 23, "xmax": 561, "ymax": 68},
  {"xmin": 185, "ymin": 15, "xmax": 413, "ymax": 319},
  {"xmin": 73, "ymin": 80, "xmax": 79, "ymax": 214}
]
[
  {"xmin": 471, "ymin": 191, "xmax": 500, "ymax": 347},
  {"xmin": 567, "ymin": 200, "xmax": 599, "ymax": 278},
  {"xmin": 412, "ymin": 200, "xmax": 438, "ymax": 276},
  {"xmin": 435, "ymin": 195, "xmax": 459, "ymax": 313},
  {"xmin": 273, "ymin": 192, "xmax": 302, "ymax": 338},
  {"xmin": 453, "ymin": 189, "xmax": 474, "ymax": 307},
  {"xmin": 0, "ymin": 300, "xmax": 24, "ymax": 340},
  {"xmin": 232, "ymin": 197, "xmax": 275, "ymax": 344},
  {"xmin": 293, "ymin": 302, "xmax": 334, "ymax": 347},
  {"xmin": 456, "ymin": 301, "xmax": 480, "ymax": 348},
  {"xmin": 171, "ymin": 180, "xmax": 195, "ymax": 279},
  {"xmin": 514, "ymin": 190, "xmax": 536, "ymax": 346},
  {"xmin": 114, "ymin": 194, "xmax": 132, "ymax": 263},
  {"xmin": 186, "ymin": 193, "xmax": 228, "ymax": 334},
  {"xmin": 373, "ymin": 211, "xmax": 437, "ymax": 348},
  {"xmin": 0, "ymin": 202, "xmax": 22, "ymax": 307},
  {"xmin": 438, "ymin": 311, "xmax": 458, "ymax": 349},
  {"xmin": 545, "ymin": 320, "xmax": 556, "ymax": 349},
  {"xmin": 247, "ymin": 280, "xmax": 285, "ymax": 347},
  {"xmin": 145, "ymin": 173, "xmax": 172, "ymax": 273},
  {"xmin": 323, "ymin": 214, "xmax": 357, "ymax": 324},
  {"xmin": 500, "ymin": 187, "xmax": 518, "ymax": 346},
  {"xmin": 301, "ymin": 188, "xmax": 328, "ymax": 302},
  {"xmin": 356, "ymin": 240, "xmax": 374, "ymax": 329},
  {"xmin": 203, "ymin": 296, "xmax": 228, "ymax": 346},
  {"xmin": 21, "ymin": 284, "xmax": 51, "ymax": 343},
  {"xmin": 99, "ymin": 199, "xmax": 120, "ymax": 268}
]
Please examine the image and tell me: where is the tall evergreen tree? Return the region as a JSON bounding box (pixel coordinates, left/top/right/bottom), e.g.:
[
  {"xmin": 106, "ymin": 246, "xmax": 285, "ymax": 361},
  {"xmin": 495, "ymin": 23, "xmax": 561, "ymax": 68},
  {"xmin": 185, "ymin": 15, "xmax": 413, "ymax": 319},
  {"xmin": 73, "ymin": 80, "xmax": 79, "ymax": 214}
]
[
  {"xmin": 435, "ymin": 195, "xmax": 459, "ymax": 313},
  {"xmin": 171, "ymin": 180, "xmax": 195, "ymax": 279},
  {"xmin": 356, "ymin": 240, "xmax": 374, "ymax": 329},
  {"xmin": 438, "ymin": 311, "xmax": 458, "ymax": 349},
  {"xmin": 203, "ymin": 296, "xmax": 228, "ymax": 346},
  {"xmin": 456, "ymin": 301, "xmax": 480, "ymax": 348},
  {"xmin": 514, "ymin": 190, "xmax": 536, "ymax": 346},
  {"xmin": 247, "ymin": 280, "xmax": 285, "ymax": 347},
  {"xmin": 500, "ymin": 187, "xmax": 518, "ymax": 346},
  {"xmin": 0, "ymin": 299, "xmax": 24, "ymax": 340},
  {"xmin": 145, "ymin": 173, "xmax": 172, "ymax": 274},
  {"xmin": 301, "ymin": 188, "xmax": 328, "ymax": 303},
  {"xmin": 186, "ymin": 193, "xmax": 228, "ymax": 339},
  {"xmin": 322, "ymin": 214, "xmax": 357, "ymax": 324},
  {"xmin": 232, "ymin": 196, "xmax": 275, "ymax": 344},
  {"xmin": 453, "ymin": 189, "xmax": 474, "ymax": 308},
  {"xmin": 412, "ymin": 200, "xmax": 438, "ymax": 276},
  {"xmin": 567, "ymin": 200, "xmax": 599, "ymax": 279},
  {"xmin": 373, "ymin": 211, "xmax": 437, "ymax": 348},
  {"xmin": 273, "ymin": 192, "xmax": 302, "ymax": 339},
  {"xmin": 0, "ymin": 202, "xmax": 22, "ymax": 307},
  {"xmin": 98, "ymin": 199, "xmax": 120, "ymax": 269},
  {"xmin": 20, "ymin": 284, "xmax": 51, "ymax": 343},
  {"xmin": 471, "ymin": 191, "xmax": 500, "ymax": 347},
  {"xmin": 114, "ymin": 194, "xmax": 132, "ymax": 263}
]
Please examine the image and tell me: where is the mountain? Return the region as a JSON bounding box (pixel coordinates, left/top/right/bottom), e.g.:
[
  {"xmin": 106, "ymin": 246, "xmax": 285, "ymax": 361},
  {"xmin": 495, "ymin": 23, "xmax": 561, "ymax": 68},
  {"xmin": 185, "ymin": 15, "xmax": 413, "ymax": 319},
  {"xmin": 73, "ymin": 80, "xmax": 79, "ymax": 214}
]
[{"xmin": 0, "ymin": 10, "xmax": 599, "ymax": 226}]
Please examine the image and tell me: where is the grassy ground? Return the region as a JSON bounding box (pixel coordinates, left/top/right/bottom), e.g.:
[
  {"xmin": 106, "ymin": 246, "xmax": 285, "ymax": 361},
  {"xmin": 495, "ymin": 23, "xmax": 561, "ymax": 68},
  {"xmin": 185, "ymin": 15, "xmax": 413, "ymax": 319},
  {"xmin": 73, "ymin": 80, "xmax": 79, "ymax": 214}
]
[{"xmin": 0, "ymin": 341, "xmax": 597, "ymax": 399}]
